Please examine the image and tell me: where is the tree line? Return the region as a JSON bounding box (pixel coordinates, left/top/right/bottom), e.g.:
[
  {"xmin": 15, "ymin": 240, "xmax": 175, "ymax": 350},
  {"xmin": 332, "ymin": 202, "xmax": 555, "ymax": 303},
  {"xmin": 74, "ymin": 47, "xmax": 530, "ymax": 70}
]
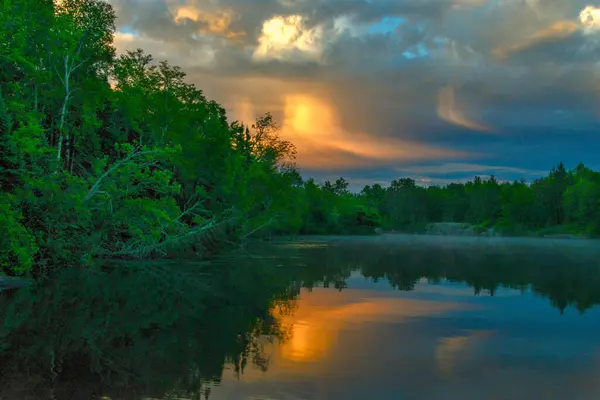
[
  {"xmin": 1, "ymin": 0, "xmax": 598, "ymax": 276},
  {"xmin": 359, "ymin": 162, "xmax": 600, "ymax": 236}
]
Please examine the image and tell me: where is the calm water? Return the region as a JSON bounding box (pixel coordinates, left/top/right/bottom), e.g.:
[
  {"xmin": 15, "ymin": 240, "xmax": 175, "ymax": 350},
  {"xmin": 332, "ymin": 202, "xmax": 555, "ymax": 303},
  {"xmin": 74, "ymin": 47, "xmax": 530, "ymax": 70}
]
[{"xmin": 2, "ymin": 235, "xmax": 600, "ymax": 399}]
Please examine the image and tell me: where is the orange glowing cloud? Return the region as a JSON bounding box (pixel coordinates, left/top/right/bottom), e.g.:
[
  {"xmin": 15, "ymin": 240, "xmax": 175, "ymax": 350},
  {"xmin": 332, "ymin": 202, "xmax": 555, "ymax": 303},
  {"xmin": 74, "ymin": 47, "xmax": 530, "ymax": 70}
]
[
  {"xmin": 491, "ymin": 20, "xmax": 578, "ymax": 60},
  {"xmin": 436, "ymin": 85, "xmax": 493, "ymax": 133},
  {"xmin": 233, "ymin": 92, "xmax": 467, "ymax": 169},
  {"xmin": 172, "ymin": 5, "xmax": 245, "ymax": 40}
]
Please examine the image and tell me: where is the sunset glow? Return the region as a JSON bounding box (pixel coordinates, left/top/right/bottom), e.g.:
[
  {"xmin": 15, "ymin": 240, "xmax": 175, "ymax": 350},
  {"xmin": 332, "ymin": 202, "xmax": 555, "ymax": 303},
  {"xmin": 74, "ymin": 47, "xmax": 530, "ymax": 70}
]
[
  {"xmin": 267, "ymin": 289, "xmax": 471, "ymax": 365},
  {"xmin": 229, "ymin": 92, "xmax": 469, "ymax": 169},
  {"xmin": 253, "ymin": 15, "xmax": 324, "ymax": 62},
  {"xmin": 172, "ymin": 5, "xmax": 245, "ymax": 39},
  {"xmin": 436, "ymin": 85, "xmax": 493, "ymax": 133},
  {"xmin": 435, "ymin": 330, "xmax": 494, "ymax": 378},
  {"xmin": 491, "ymin": 20, "xmax": 579, "ymax": 60},
  {"xmin": 109, "ymin": 0, "xmax": 600, "ymax": 185}
]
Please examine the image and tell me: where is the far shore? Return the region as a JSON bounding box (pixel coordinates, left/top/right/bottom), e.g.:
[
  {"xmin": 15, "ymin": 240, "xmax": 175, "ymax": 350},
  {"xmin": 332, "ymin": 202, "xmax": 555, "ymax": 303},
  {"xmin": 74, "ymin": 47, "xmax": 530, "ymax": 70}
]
[
  {"xmin": 276, "ymin": 232, "xmax": 600, "ymax": 251},
  {"xmin": 373, "ymin": 221, "xmax": 594, "ymax": 241},
  {"xmin": 379, "ymin": 230, "xmax": 592, "ymax": 240}
]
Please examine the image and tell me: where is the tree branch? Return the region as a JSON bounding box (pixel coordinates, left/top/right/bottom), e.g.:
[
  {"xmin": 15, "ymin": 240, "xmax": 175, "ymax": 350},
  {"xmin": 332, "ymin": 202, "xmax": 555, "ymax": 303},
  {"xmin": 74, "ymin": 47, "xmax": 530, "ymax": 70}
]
[
  {"xmin": 83, "ymin": 149, "xmax": 158, "ymax": 202},
  {"xmin": 175, "ymin": 196, "xmax": 206, "ymax": 223}
]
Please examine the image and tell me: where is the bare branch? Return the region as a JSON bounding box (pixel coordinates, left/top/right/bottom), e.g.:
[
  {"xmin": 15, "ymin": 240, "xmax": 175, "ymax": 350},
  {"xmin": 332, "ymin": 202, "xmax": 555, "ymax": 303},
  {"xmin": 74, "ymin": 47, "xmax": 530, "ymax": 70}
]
[
  {"xmin": 241, "ymin": 215, "xmax": 278, "ymax": 240},
  {"xmin": 96, "ymin": 216, "xmax": 236, "ymax": 258},
  {"xmin": 175, "ymin": 196, "xmax": 206, "ymax": 223},
  {"xmin": 71, "ymin": 56, "xmax": 91, "ymax": 73},
  {"xmin": 83, "ymin": 148, "xmax": 159, "ymax": 202},
  {"xmin": 53, "ymin": 64, "xmax": 65, "ymax": 86}
]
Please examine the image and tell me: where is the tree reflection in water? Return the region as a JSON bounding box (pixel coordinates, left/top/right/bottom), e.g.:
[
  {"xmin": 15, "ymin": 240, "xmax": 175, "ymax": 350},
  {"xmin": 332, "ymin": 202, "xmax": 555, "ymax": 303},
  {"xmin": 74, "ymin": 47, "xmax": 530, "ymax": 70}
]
[{"xmin": 1, "ymin": 236, "xmax": 600, "ymax": 399}]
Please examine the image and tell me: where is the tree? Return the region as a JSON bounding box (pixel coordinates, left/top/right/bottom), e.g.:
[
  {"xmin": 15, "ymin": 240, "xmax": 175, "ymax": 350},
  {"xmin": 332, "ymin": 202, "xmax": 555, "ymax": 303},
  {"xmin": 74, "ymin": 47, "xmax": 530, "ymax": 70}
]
[
  {"xmin": 48, "ymin": 0, "xmax": 116, "ymax": 171},
  {"xmin": 499, "ymin": 180, "xmax": 535, "ymax": 230}
]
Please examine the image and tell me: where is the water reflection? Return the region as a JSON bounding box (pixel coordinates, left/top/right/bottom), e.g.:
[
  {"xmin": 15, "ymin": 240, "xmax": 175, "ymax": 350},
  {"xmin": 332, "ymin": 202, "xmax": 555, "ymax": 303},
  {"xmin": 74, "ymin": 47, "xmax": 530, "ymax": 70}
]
[
  {"xmin": 212, "ymin": 236, "xmax": 600, "ymax": 400},
  {"xmin": 1, "ymin": 235, "xmax": 600, "ymax": 399},
  {"xmin": 435, "ymin": 329, "xmax": 494, "ymax": 379},
  {"xmin": 0, "ymin": 261, "xmax": 296, "ymax": 399},
  {"xmin": 272, "ymin": 291, "xmax": 471, "ymax": 365}
]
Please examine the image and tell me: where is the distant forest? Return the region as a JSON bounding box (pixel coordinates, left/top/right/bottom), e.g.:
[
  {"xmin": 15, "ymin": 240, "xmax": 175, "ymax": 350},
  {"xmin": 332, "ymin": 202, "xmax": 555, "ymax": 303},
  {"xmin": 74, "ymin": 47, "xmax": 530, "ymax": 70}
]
[{"xmin": 2, "ymin": 0, "xmax": 599, "ymax": 275}]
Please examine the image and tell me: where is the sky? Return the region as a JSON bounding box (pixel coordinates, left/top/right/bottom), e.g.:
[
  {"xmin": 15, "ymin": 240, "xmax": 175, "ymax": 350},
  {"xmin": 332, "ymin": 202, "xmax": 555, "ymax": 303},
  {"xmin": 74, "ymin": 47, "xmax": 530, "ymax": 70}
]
[{"xmin": 108, "ymin": 0, "xmax": 600, "ymax": 189}]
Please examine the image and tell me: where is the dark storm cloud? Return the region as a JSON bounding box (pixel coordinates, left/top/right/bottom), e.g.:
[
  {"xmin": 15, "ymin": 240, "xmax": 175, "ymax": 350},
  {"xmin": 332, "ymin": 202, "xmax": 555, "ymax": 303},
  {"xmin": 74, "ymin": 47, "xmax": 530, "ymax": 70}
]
[{"xmin": 109, "ymin": 0, "xmax": 600, "ymax": 186}]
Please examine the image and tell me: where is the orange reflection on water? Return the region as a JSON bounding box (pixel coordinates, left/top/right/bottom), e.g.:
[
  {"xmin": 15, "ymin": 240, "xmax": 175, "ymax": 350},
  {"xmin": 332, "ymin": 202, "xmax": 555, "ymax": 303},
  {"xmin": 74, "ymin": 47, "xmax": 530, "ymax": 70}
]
[
  {"xmin": 435, "ymin": 330, "xmax": 494, "ymax": 379},
  {"xmin": 269, "ymin": 288, "xmax": 471, "ymax": 366},
  {"xmin": 280, "ymin": 319, "xmax": 332, "ymax": 363}
]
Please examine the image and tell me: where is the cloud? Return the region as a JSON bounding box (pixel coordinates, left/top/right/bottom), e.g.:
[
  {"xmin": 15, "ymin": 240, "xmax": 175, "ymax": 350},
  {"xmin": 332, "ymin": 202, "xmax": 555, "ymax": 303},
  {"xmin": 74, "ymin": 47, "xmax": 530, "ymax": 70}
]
[
  {"xmin": 395, "ymin": 162, "xmax": 547, "ymax": 177},
  {"xmin": 307, "ymin": 162, "xmax": 546, "ymax": 191},
  {"xmin": 253, "ymin": 15, "xmax": 324, "ymax": 62},
  {"xmin": 172, "ymin": 4, "xmax": 245, "ymax": 39},
  {"xmin": 436, "ymin": 84, "xmax": 493, "ymax": 132},
  {"xmin": 277, "ymin": 93, "xmax": 469, "ymax": 169},
  {"xmin": 113, "ymin": 31, "xmax": 217, "ymax": 68},
  {"xmin": 491, "ymin": 20, "xmax": 579, "ymax": 60},
  {"xmin": 107, "ymin": 0, "xmax": 600, "ymax": 184},
  {"xmin": 182, "ymin": 74, "xmax": 470, "ymax": 170},
  {"xmin": 580, "ymin": 5, "xmax": 600, "ymax": 32}
]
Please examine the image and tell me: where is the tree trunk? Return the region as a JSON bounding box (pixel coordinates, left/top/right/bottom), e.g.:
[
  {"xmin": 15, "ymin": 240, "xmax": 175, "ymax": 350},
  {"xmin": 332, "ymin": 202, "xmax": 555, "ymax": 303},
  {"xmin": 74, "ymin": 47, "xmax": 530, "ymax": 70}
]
[
  {"xmin": 68, "ymin": 134, "xmax": 75, "ymax": 174},
  {"xmin": 56, "ymin": 55, "xmax": 73, "ymax": 172}
]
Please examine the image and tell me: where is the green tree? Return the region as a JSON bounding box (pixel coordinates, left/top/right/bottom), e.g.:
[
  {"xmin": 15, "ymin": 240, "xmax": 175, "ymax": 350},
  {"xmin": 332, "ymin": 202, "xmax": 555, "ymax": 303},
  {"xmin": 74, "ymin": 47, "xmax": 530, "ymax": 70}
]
[{"xmin": 498, "ymin": 179, "xmax": 536, "ymax": 231}]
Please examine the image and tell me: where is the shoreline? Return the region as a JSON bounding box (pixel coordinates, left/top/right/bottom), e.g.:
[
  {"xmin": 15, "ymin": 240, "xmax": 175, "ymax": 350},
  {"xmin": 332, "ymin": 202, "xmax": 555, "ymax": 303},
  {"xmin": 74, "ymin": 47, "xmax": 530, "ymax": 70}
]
[{"xmin": 379, "ymin": 231, "xmax": 593, "ymax": 240}]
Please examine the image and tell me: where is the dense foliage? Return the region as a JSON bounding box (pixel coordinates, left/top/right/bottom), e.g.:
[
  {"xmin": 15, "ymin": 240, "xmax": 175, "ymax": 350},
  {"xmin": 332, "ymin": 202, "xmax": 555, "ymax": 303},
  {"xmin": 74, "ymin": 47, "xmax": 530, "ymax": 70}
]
[
  {"xmin": 1, "ymin": 0, "xmax": 598, "ymax": 276},
  {"xmin": 0, "ymin": 0, "xmax": 386, "ymax": 276}
]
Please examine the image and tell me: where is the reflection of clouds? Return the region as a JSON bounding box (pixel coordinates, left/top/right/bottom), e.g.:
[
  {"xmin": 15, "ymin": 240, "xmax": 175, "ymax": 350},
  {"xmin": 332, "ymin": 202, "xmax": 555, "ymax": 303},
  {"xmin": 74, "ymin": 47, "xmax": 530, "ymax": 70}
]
[
  {"xmin": 435, "ymin": 330, "xmax": 494, "ymax": 379},
  {"xmin": 278, "ymin": 319, "xmax": 333, "ymax": 363},
  {"xmin": 213, "ymin": 278, "xmax": 600, "ymax": 400},
  {"xmin": 269, "ymin": 288, "xmax": 472, "ymax": 365},
  {"xmin": 579, "ymin": 347, "xmax": 600, "ymax": 390}
]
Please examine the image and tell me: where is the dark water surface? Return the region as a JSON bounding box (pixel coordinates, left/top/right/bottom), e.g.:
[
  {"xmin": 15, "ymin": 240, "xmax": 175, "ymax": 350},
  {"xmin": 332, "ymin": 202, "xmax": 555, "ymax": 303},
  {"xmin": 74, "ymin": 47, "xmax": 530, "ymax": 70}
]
[{"xmin": 2, "ymin": 235, "xmax": 600, "ymax": 399}]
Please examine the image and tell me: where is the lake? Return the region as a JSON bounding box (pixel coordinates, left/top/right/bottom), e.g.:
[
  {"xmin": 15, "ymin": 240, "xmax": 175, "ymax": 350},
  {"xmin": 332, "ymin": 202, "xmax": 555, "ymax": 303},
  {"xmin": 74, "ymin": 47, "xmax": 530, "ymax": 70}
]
[{"xmin": 2, "ymin": 235, "xmax": 600, "ymax": 400}]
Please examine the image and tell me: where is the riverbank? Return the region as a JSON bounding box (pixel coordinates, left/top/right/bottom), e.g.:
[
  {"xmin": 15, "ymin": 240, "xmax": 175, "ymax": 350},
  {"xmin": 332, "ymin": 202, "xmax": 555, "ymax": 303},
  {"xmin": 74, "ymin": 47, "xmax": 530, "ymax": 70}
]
[
  {"xmin": 378, "ymin": 222, "xmax": 594, "ymax": 240},
  {"xmin": 266, "ymin": 234, "xmax": 600, "ymax": 258}
]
